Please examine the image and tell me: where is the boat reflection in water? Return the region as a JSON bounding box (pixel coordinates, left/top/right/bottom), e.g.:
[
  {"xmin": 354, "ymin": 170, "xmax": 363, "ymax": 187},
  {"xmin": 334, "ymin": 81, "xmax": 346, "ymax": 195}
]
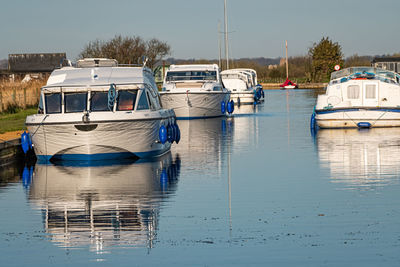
[
  {"xmin": 27, "ymin": 153, "xmax": 181, "ymax": 251},
  {"xmin": 317, "ymin": 128, "xmax": 400, "ymax": 189},
  {"xmin": 232, "ymin": 104, "xmax": 261, "ymax": 151},
  {"xmin": 176, "ymin": 117, "xmax": 234, "ymax": 174}
]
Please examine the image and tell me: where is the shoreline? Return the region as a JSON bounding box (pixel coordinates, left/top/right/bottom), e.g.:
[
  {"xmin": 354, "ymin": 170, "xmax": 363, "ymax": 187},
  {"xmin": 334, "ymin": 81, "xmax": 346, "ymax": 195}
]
[{"xmin": 260, "ymin": 83, "xmax": 327, "ymax": 89}]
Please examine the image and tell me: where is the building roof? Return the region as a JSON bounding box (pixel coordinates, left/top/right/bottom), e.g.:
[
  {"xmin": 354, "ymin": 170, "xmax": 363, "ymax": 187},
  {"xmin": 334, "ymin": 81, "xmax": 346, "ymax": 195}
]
[
  {"xmin": 372, "ymin": 57, "xmax": 400, "ymax": 63},
  {"xmin": 8, "ymin": 53, "xmax": 66, "ymax": 73}
]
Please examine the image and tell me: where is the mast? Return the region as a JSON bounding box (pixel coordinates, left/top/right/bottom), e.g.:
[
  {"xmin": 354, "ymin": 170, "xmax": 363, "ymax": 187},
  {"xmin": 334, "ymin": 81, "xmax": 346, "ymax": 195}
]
[
  {"xmin": 224, "ymin": 0, "xmax": 229, "ymax": 70},
  {"xmin": 285, "ymin": 40, "xmax": 289, "ymax": 79},
  {"xmin": 218, "ymin": 21, "xmax": 222, "ymax": 68}
]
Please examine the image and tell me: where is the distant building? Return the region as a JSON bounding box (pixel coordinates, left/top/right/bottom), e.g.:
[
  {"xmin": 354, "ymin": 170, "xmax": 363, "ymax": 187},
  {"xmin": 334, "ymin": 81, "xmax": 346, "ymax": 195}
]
[
  {"xmin": 372, "ymin": 57, "xmax": 400, "ymax": 73},
  {"xmin": 8, "ymin": 53, "xmax": 66, "ymax": 73}
]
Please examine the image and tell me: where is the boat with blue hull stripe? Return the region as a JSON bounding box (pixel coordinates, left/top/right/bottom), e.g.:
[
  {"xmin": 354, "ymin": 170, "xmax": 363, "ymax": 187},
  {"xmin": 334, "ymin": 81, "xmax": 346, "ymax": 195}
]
[{"xmin": 316, "ymin": 108, "xmax": 400, "ymax": 115}]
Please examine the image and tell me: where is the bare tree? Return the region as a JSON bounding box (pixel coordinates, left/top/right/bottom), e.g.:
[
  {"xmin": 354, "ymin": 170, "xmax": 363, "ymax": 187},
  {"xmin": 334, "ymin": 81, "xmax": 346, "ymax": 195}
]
[
  {"xmin": 145, "ymin": 38, "xmax": 171, "ymax": 69},
  {"xmin": 79, "ymin": 35, "xmax": 170, "ymax": 68}
]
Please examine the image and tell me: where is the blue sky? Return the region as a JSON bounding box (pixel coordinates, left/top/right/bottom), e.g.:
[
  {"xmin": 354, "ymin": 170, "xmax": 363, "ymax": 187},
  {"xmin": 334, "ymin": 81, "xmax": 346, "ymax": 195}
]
[{"xmin": 1, "ymin": 0, "xmax": 399, "ymax": 60}]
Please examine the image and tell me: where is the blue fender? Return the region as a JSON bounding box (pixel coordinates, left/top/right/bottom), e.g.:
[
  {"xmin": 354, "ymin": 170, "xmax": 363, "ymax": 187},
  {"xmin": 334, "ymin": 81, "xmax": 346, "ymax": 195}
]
[
  {"xmin": 175, "ymin": 124, "xmax": 181, "ymax": 144},
  {"xmin": 159, "ymin": 125, "xmax": 167, "ymax": 144},
  {"xmin": 227, "ymin": 100, "xmax": 234, "ymax": 114},
  {"xmin": 167, "ymin": 124, "xmax": 173, "ymax": 143},
  {"xmin": 221, "ymin": 101, "xmax": 226, "ymax": 114},
  {"xmin": 21, "ymin": 131, "xmax": 29, "ymax": 154},
  {"xmin": 310, "ymin": 112, "xmax": 316, "ymax": 129}
]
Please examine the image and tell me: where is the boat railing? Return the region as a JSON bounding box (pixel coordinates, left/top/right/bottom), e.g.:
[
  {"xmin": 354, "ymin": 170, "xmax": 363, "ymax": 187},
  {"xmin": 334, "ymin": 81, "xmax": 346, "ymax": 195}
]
[
  {"xmin": 166, "ymin": 76, "xmax": 217, "ymax": 82},
  {"xmin": 330, "ymin": 67, "xmax": 400, "ymax": 85},
  {"xmin": 42, "ymin": 82, "xmax": 145, "ymax": 92}
]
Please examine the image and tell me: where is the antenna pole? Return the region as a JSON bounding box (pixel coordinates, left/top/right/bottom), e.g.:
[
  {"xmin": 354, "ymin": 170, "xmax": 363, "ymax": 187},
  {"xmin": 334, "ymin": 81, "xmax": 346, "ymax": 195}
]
[
  {"xmin": 285, "ymin": 40, "xmax": 289, "ymax": 79},
  {"xmin": 224, "ymin": 0, "xmax": 229, "ymax": 70}
]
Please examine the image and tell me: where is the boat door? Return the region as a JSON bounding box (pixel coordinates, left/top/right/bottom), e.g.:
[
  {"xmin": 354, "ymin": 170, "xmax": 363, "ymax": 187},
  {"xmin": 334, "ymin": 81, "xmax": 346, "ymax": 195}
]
[{"xmin": 362, "ymin": 81, "xmax": 379, "ymax": 107}]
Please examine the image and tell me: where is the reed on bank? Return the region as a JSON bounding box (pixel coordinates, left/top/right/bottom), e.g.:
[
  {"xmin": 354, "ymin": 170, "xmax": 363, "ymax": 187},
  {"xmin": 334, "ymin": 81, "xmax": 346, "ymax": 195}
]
[{"xmin": 0, "ymin": 80, "xmax": 45, "ymax": 113}]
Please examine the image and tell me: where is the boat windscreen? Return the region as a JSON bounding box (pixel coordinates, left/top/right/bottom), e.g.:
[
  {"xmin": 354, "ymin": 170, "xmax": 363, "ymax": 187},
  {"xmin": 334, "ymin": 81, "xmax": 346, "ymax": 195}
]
[
  {"xmin": 90, "ymin": 91, "xmax": 108, "ymax": 111},
  {"xmin": 136, "ymin": 91, "xmax": 149, "ymax": 110},
  {"xmin": 45, "ymin": 93, "xmax": 61, "ymax": 114},
  {"xmin": 166, "ymin": 71, "xmax": 217, "ymax": 82},
  {"xmin": 117, "ymin": 90, "xmax": 137, "ymax": 111},
  {"xmin": 64, "ymin": 93, "xmax": 87, "ymax": 113}
]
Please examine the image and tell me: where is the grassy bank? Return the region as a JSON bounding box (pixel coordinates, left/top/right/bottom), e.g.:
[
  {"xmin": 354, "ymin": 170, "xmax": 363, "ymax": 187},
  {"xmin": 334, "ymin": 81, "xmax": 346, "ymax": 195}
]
[{"xmin": 0, "ymin": 108, "xmax": 37, "ymax": 134}]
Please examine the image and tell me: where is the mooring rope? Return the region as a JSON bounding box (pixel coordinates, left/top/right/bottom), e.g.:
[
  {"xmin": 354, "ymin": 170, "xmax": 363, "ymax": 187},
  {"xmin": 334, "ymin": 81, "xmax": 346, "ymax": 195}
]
[
  {"xmin": 371, "ymin": 110, "xmax": 388, "ymax": 127},
  {"xmin": 30, "ymin": 115, "xmax": 49, "ymax": 138},
  {"xmin": 344, "ymin": 111, "xmax": 358, "ymax": 127}
]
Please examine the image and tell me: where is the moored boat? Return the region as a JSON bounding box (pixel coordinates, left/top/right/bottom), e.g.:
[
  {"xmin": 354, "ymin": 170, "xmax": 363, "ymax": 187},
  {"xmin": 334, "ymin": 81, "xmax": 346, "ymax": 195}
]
[
  {"xmin": 221, "ymin": 68, "xmax": 264, "ymax": 105},
  {"xmin": 160, "ymin": 64, "xmax": 231, "ymax": 119},
  {"xmin": 25, "ymin": 58, "xmax": 179, "ymax": 162},
  {"xmin": 312, "ymin": 67, "xmax": 400, "ymax": 128}
]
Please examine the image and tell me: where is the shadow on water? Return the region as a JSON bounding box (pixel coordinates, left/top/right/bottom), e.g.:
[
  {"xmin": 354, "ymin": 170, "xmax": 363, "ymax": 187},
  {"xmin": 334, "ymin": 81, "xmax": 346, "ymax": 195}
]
[
  {"xmin": 23, "ymin": 152, "xmax": 181, "ymax": 252},
  {"xmin": 315, "ymin": 127, "xmax": 400, "ymax": 190}
]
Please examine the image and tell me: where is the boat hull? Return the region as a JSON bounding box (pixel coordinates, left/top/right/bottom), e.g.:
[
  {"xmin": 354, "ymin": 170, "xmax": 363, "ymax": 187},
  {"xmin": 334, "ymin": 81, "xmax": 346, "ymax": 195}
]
[
  {"xmin": 230, "ymin": 91, "xmax": 255, "ymax": 105},
  {"xmin": 316, "ymin": 108, "xmax": 400, "ymax": 128},
  {"xmin": 160, "ymin": 92, "xmax": 230, "ymax": 119},
  {"xmin": 26, "ymin": 112, "xmax": 175, "ymax": 162}
]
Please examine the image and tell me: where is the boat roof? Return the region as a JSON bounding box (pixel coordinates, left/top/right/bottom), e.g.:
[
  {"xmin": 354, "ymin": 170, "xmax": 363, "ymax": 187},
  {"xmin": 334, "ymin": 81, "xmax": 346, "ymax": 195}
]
[
  {"xmin": 221, "ymin": 68, "xmax": 256, "ymax": 75},
  {"xmin": 167, "ymin": 64, "xmax": 219, "ymax": 72},
  {"xmin": 44, "ymin": 66, "xmax": 154, "ymax": 88}
]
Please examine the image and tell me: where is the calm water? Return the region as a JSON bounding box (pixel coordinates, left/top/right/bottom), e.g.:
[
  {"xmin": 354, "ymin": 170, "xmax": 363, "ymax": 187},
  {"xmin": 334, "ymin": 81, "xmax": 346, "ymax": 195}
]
[{"xmin": 2, "ymin": 90, "xmax": 400, "ymax": 266}]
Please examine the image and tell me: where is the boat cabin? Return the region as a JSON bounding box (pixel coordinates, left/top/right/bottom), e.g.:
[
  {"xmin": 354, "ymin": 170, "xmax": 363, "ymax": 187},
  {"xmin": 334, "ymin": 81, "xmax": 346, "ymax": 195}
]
[
  {"xmin": 221, "ymin": 69, "xmax": 255, "ymax": 91},
  {"xmin": 162, "ymin": 64, "xmax": 223, "ymax": 91},
  {"xmin": 317, "ymin": 67, "xmax": 400, "ymax": 109},
  {"xmin": 37, "ymin": 59, "xmax": 162, "ymax": 115}
]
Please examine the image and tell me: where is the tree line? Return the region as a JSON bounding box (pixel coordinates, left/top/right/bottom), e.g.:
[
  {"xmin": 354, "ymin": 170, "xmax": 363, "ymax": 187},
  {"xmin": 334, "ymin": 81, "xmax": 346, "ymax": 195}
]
[{"xmin": 79, "ymin": 35, "xmax": 396, "ymax": 83}]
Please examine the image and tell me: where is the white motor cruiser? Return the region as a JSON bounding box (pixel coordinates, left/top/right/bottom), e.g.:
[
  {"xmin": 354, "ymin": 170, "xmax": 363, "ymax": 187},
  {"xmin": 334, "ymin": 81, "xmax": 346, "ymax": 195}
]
[
  {"xmin": 312, "ymin": 67, "xmax": 400, "ymax": 128},
  {"xmin": 25, "ymin": 58, "xmax": 179, "ymax": 162},
  {"xmin": 160, "ymin": 64, "xmax": 231, "ymax": 119},
  {"xmin": 221, "ymin": 68, "xmax": 264, "ymax": 105}
]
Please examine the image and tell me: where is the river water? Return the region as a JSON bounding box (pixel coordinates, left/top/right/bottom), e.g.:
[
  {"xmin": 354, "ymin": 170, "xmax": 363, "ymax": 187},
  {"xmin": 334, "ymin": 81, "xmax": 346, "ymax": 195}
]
[{"xmin": 1, "ymin": 89, "xmax": 400, "ymax": 266}]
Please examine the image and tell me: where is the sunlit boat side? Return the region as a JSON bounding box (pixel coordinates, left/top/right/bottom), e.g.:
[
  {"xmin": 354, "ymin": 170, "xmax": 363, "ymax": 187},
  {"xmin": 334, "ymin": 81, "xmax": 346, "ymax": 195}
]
[
  {"xmin": 221, "ymin": 68, "xmax": 264, "ymax": 105},
  {"xmin": 313, "ymin": 67, "xmax": 400, "ymax": 128},
  {"xmin": 159, "ymin": 64, "xmax": 231, "ymax": 119},
  {"xmin": 25, "ymin": 58, "xmax": 178, "ymax": 162}
]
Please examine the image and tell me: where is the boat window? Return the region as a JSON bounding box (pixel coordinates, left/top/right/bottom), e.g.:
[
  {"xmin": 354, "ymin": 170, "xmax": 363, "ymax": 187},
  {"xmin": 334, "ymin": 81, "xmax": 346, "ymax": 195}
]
[
  {"xmin": 117, "ymin": 90, "xmax": 137, "ymax": 111},
  {"xmin": 38, "ymin": 95, "xmax": 44, "ymax": 114},
  {"xmin": 146, "ymin": 91, "xmax": 155, "ymax": 110},
  {"xmin": 166, "ymin": 71, "xmax": 217, "ymax": 82},
  {"xmin": 136, "ymin": 91, "xmax": 149, "ymax": 110},
  {"xmin": 45, "ymin": 93, "xmax": 61, "ymax": 114},
  {"xmin": 158, "ymin": 94, "xmax": 163, "ymax": 108},
  {"xmin": 365, "ymin": 85, "xmax": 376, "ymax": 99},
  {"xmin": 64, "ymin": 93, "xmax": 87, "ymax": 113},
  {"xmin": 347, "ymin": 85, "xmax": 360, "ymax": 99},
  {"xmin": 90, "ymin": 91, "xmax": 108, "ymax": 111}
]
